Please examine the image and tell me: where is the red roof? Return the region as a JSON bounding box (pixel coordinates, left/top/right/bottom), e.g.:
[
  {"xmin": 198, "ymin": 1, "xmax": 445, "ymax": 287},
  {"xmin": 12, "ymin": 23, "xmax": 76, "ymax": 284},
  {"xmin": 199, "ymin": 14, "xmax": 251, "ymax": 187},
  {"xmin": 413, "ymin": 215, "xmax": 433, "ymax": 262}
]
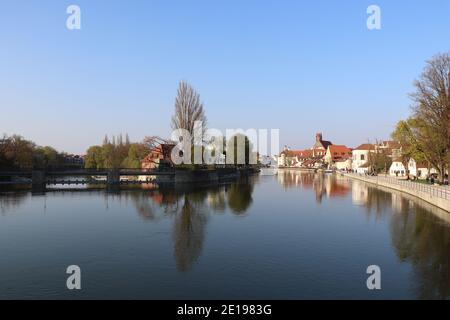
[
  {"xmin": 328, "ymin": 145, "xmax": 352, "ymax": 161},
  {"xmin": 328, "ymin": 145, "xmax": 352, "ymax": 154},
  {"xmin": 354, "ymin": 143, "xmax": 375, "ymax": 151},
  {"xmin": 292, "ymin": 150, "xmax": 313, "ymax": 158}
]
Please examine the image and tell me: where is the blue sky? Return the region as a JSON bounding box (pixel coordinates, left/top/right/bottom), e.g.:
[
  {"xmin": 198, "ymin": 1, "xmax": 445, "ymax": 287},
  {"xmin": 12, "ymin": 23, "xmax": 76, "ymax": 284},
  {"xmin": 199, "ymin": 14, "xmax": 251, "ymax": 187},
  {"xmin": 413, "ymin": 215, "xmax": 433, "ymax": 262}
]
[{"xmin": 1, "ymin": 0, "xmax": 449, "ymax": 154}]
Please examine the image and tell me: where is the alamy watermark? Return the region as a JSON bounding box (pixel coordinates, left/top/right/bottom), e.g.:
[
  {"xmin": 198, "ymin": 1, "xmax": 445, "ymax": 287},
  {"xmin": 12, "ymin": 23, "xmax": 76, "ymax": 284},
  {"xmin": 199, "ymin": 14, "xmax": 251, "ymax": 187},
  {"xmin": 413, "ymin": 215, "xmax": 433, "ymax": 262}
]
[
  {"xmin": 366, "ymin": 265, "xmax": 381, "ymax": 290},
  {"xmin": 367, "ymin": 5, "xmax": 381, "ymax": 30},
  {"xmin": 66, "ymin": 5, "xmax": 81, "ymax": 30},
  {"xmin": 169, "ymin": 122, "xmax": 279, "ymax": 165},
  {"xmin": 66, "ymin": 265, "xmax": 81, "ymax": 290}
]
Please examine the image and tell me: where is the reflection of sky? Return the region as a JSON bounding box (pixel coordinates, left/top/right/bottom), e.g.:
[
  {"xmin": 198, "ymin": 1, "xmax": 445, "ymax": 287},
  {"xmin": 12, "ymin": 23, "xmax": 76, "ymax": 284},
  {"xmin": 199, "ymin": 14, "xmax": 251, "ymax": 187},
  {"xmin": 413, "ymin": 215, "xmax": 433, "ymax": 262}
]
[
  {"xmin": 2, "ymin": 1, "xmax": 450, "ymax": 153},
  {"xmin": 1, "ymin": 172, "xmax": 450, "ymax": 299}
]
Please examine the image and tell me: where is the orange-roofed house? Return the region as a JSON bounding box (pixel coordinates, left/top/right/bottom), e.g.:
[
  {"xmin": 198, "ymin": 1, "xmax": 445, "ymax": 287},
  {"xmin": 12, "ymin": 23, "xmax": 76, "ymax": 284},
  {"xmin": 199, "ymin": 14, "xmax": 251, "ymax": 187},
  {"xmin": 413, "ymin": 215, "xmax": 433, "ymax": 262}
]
[
  {"xmin": 324, "ymin": 145, "xmax": 353, "ymax": 170},
  {"xmin": 141, "ymin": 143, "xmax": 176, "ymax": 170}
]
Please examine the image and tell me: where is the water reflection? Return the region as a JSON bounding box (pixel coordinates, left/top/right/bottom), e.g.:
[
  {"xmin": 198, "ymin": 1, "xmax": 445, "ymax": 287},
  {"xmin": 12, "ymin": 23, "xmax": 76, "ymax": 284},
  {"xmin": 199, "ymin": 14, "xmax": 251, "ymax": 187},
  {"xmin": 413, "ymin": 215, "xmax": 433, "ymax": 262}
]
[
  {"xmin": 351, "ymin": 179, "xmax": 450, "ymax": 299},
  {"xmin": 277, "ymin": 170, "xmax": 351, "ymax": 202},
  {"xmin": 127, "ymin": 177, "xmax": 257, "ymax": 271},
  {"xmin": 390, "ymin": 206, "xmax": 450, "ymax": 299},
  {"xmin": 277, "ymin": 170, "xmax": 450, "ymax": 299},
  {"xmin": 0, "ymin": 192, "xmax": 28, "ymax": 215},
  {"xmin": 173, "ymin": 193, "xmax": 209, "ymax": 271},
  {"xmin": 2, "ymin": 172, "xmax": 450, "ymax": 298}
]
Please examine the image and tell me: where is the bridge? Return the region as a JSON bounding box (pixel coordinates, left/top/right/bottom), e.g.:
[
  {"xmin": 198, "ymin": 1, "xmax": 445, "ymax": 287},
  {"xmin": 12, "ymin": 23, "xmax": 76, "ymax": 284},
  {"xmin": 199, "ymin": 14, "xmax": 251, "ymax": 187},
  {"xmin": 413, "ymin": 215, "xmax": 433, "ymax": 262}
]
[{"xmin": 0, "ymin": 168, "xmax": 175, "ymax": 186}]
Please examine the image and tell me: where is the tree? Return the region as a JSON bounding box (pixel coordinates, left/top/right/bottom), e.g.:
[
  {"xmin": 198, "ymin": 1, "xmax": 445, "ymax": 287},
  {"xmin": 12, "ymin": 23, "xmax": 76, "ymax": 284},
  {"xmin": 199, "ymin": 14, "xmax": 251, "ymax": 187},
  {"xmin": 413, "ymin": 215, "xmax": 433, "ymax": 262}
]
[
  {"xmin": 368, "ymin": 148, "xmax": 392, "ymax": 174},
  {"xmin": 85, "ymin": 137, "xmax": 149, "ymax": 169},
  {"xmin": 0, "ymin": 135, "xmax": 35, "ymax": 169},
  {"xmin": 411, "ymin": 53, "xmax": 450, "ymax": 181},
  {"xmin": 393, "ymin": 52, "xmax": 450, "ymax": 182},
  {"xmin": 34, "ymin": 146, "xmax": 63, "ymax": 168},
  {"xmin": 85, "ymin": 146, "xmax": 104, "ymax": 169},
  {"xmin": 171, "ymin": 81, "xmax": 207, "ymax": 140},
  {"xmin": 391, "ymin": 119, "xmax": 422, "ymax": 177},
  {"xmin": 122, "ymin": 143, "xmax": 149, "ymax": 168}
]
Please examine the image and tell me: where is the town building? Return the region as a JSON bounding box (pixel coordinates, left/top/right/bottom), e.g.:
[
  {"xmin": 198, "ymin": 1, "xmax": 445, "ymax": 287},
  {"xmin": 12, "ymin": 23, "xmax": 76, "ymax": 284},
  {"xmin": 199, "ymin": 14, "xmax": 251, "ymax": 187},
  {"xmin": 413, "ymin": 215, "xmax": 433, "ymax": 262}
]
[
  {"xmin": 278, "ymin": 133, "xmax": 332, "ymax": 168},
  {"xmin": 324, "ymin": 145, "xmax": 353, "ymax": 170},
  {"xmin": 389, "ymin": 158, "xmax": 437, "ymax": 179},
  {"xmin": 351, "ymin": 143, "xmax": 375, "ymax": 174},
  {"xmin": 376, "ymin": 140, "xmax": 402, "ymax": 159},
  {"xmin": 389, "ymin": 158, "xmax": 407, "ymax": 176},
  {"xmin": 141, "ymin": 143, "xmax": 176, "ymax": 170},
  {"xmin": 407, "ymin": 159, "xmax": 432, "ymax": 178},
  {"xmin": 63, "ymin": 154, "xmax": 85, "ymax": 167}
]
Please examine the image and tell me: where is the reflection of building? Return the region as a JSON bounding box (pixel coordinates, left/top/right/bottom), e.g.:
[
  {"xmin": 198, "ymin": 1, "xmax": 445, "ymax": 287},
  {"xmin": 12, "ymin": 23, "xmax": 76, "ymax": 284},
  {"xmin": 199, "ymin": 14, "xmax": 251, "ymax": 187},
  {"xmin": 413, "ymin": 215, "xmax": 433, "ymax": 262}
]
[
  {"xmin": 277, "ymin": 170, "xmax": 350, "ymax": 202},
  {"xmin": 351, "ymin": 180, "xmax": 369, "ymax": 206},
  {"xmin": 391, "ymin": 193, "xmax": 409, "ymax": 214},
  {"xmin": 326, "ymin": 175, "xmax": 351, "ymax": 198}
]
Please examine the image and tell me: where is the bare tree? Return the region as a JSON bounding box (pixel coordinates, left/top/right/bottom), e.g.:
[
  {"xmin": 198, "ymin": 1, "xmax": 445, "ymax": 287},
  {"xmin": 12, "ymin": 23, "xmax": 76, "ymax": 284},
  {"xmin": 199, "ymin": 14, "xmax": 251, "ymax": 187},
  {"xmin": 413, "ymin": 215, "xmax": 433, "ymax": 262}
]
[
  {"xmin": 143, "ymin": 136, "xmax": 174, "ymax": 150},
  {"xmin": 171, "ymin": 81, "xmax": 207, "ymax": 140}
]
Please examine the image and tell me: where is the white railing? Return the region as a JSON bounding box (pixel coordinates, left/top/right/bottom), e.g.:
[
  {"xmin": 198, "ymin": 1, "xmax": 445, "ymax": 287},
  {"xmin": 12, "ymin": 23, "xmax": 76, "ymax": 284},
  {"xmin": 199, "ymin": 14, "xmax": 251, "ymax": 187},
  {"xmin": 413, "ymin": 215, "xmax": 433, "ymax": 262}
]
[{"xmin": 347, "ymin": 173, "xmax": 450, "ymax": 201}]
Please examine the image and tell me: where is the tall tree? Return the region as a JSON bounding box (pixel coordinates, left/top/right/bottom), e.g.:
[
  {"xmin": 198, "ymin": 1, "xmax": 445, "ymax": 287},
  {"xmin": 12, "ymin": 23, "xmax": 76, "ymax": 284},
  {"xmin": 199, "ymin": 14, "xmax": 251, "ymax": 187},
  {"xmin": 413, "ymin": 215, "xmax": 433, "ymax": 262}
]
[
  {"xmin": 171, "ymin": 81, "xmax": 207, "ymax": 140},
  {"xmin": 409, "ymin": 52, "xmax": 450, "ymax": 181}
]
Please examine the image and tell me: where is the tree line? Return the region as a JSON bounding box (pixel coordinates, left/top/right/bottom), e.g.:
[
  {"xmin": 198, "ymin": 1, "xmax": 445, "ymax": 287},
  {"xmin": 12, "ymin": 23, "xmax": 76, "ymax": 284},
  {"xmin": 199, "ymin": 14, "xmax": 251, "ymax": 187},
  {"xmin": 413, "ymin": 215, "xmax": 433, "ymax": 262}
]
[
  {"xmin": 0, "ymin": 134, "xmax": 67, "ymax": 170},
  {"xmin": 84, "ymin": 134, "xmax": 150, "ymax": 169}
]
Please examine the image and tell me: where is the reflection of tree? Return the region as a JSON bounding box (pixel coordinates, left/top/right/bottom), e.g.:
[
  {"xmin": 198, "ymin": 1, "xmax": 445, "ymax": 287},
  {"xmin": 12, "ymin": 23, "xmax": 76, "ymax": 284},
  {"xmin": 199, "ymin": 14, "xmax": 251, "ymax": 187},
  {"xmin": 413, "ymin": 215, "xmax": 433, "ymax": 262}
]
[
  {"xmin": 390, "ymin": 205, "xmax": 450, "ymax": 299},
  {"xmin": 227, "ymin": 179, "xmax": 254, "ymax": 214},
  {"xmin": 207, "ymin": 189, "xmax": 226, "ymax": 213},
  {"xmin": 173, "ymin": 194, "xmax": 208, "ymax": 272},
  {"xmin": 356, "ymin": 183, "xmax": 450, "ymax": 299},
  {"xmin": 0, "ymin": 192, "xmax": 28, "ymax": 215},
  {"xmin": 130, "ymin": 189, "xmax": 181, "ymax": 220},
  {"xmin": 128, "ymin": 180, "xmax": 256, "ymax": 272}
]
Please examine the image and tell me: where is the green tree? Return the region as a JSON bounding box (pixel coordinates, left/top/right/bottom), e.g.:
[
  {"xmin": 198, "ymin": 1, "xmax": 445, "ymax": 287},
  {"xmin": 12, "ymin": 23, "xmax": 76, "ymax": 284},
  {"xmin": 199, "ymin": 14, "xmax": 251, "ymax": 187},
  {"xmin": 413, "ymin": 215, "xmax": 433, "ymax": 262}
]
[
  {"xmin": 392, "ymin": 52, "xmax": 450, "ymax": 182},
  {"xmin": 122, "ymin": 143, "xmax": 149, "ymax": 168},
  {"xmin": 0, "ymin": 135, "xmax": 35, "ymax": 169},
  {"xmin": 368, "ymin": 149, "xmax": 393, "ymax": 174},
  {"xmin": 85, "ymin": 146, "xmax": 104, "ymax": 169}
]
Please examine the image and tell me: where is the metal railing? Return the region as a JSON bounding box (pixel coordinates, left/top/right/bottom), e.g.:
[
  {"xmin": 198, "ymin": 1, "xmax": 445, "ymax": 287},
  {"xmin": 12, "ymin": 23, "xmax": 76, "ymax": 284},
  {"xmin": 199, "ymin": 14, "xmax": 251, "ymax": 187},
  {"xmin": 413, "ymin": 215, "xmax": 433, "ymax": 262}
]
[{"xmin": 347, "ymin": 173, "xmax": 450, "ymax": 201}]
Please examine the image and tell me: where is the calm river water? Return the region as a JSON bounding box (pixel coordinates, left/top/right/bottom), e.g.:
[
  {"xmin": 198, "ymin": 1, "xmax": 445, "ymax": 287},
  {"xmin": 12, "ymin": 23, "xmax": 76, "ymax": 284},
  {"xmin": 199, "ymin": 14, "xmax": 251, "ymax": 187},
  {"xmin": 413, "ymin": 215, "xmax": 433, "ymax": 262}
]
[{"xmin": 1, "ymin": 171, "xmax": 450, "ymax": 299}]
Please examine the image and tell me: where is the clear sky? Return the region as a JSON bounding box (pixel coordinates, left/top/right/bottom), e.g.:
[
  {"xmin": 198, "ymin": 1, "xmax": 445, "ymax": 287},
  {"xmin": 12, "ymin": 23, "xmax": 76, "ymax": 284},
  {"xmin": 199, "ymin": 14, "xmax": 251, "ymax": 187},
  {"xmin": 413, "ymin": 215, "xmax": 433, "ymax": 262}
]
[{"xmin": 1, "ymin": 0, "xmax": 449, "ymax": 154}]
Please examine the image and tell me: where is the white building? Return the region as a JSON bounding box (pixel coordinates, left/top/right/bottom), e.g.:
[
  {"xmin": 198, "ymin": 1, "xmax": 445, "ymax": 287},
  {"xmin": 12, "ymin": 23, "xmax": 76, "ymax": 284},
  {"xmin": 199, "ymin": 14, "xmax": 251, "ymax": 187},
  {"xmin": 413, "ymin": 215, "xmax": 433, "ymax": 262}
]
[
  {"xmin": 389, "ymin": 158, "xmax": 437, "ymax": 179},
  {"xmin": 352, "ymin": 143, "xmax": 375, "ymax": 173},
  {"xmin": 335, "ymin": 159, "xmax": 353, "ymax": 171},
  {"xmin": 389, "ymin": 159, "xmax": 407, "ymax": 176}
]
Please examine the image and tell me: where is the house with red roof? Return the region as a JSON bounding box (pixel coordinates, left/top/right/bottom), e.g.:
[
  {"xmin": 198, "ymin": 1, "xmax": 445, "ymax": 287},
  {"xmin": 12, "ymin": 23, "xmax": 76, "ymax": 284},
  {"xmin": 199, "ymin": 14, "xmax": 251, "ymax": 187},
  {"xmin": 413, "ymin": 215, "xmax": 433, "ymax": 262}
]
[
  {"xmin": 141, "ymin": 143, "xmax": 176, "ymax": 170},
  {"xmin": 351, "ymin": 143, "xmax": 376, "ymax": 173},
  {"xmin": 324, "ymin": 145, "xmax": 353, "ymax": 170}
]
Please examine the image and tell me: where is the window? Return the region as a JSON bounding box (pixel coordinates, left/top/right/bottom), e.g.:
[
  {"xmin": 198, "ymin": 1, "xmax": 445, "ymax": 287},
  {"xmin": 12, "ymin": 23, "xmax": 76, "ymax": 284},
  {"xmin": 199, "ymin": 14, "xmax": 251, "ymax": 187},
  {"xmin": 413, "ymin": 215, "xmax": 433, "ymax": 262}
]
[{"xmin": 360, "ymin": 154, "xmax": 365, "ymax": 161}]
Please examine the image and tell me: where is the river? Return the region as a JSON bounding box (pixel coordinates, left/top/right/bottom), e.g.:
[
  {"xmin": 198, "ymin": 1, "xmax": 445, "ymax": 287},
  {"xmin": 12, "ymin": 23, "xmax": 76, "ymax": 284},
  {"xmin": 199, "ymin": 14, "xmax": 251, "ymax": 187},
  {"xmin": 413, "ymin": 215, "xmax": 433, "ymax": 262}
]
[{"xmin": 1, "ymin": 170, "xmax": 450, "ymax": 299}]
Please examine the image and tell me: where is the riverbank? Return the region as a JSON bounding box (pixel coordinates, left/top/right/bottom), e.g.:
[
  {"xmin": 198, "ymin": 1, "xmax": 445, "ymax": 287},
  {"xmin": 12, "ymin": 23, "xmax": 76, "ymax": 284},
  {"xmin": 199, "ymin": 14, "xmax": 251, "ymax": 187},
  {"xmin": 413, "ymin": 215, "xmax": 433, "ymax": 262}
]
[{"xmin": 341, "ymin": 172, "xmax": 450, "ymax": 212}]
